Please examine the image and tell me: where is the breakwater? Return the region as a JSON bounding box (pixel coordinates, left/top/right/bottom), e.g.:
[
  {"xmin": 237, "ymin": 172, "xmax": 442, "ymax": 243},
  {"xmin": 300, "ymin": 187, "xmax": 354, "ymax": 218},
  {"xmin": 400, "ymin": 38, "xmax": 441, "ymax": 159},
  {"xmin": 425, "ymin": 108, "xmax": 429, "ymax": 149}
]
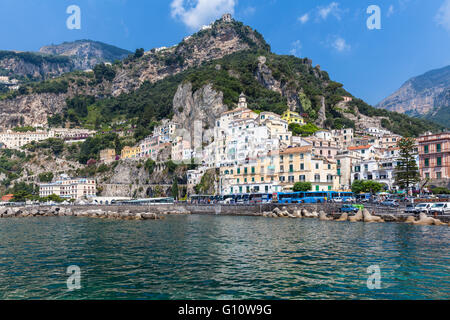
[{"xmin": 1, "ymin": 203, "xmax": 449, "ymax": 226}]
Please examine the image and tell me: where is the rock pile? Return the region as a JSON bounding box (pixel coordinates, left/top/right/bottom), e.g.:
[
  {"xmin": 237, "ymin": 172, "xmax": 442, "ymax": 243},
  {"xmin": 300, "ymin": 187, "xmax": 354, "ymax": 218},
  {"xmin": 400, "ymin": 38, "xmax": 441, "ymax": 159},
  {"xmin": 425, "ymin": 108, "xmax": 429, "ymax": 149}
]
[{"xmin": 0, "ymin": 206, "xmax": 191, "ymax": 221}]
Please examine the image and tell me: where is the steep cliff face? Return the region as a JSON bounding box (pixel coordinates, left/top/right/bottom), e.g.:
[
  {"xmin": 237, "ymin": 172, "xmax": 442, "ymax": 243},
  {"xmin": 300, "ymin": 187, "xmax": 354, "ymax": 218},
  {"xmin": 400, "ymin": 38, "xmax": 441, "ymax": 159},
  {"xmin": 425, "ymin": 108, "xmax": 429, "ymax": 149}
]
[
  {"xmin": 40, "ymin": 40, "xmax": 132, "ymax": 70},
  {"xmin": 0, "ymin": 52, "xmax": 73, "ymax": 81},
  {"xmin": 0, "ymin": 93, "xmax": 68, "ymax": 127},
  {"xmin": 172, "ymin": 82, "xmax": 228, "ymax": 144},
  {"xmin": 377, "ymin": 65, "xmax": 450, "ymax": 125}
]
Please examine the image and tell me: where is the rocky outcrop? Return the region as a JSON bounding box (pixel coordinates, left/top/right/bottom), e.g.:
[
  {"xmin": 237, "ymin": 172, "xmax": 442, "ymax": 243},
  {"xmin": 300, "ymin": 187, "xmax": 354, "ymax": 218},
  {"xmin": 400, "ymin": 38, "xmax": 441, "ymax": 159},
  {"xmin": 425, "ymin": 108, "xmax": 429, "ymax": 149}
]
[
  {"xmin": 0, "ymin": 56, "xmax": 73, "ymax": 81},
  {"xmin": 40, "ymin": 40, "xmax": 132, "ymax": 70},
  {"xmin": 0, "ymin": 93, "xmax": 68, "ymax": 127},
  {"xmin": 172, "ymin": 82, "xmax": 227, "ymax": 145}
]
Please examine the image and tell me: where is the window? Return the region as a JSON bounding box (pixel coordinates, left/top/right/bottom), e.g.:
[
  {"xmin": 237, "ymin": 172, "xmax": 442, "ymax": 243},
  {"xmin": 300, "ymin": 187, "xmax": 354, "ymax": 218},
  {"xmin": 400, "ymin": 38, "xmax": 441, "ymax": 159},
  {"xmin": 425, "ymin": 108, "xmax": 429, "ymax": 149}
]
[
  {"xmin": 316, "ymin": 163, "xmax": 319, "ymax": 170},
  {"xmin": 299, "ymin": 175, "xmax": 306, "ymax": 182},
  {"xmin": 437, "ymin": 157, "xmax": 442, "ymax": 166},
  {"xmin": 300, "ymin": 164, "xmax": 305, "ymax": 170},
  {"xmin": 289, "ymin": 165, "xmax": 294, "ymax": 173},
  {"xmin": 315, "ymin": 174, "xmax": 320, "ymax": 182},
  {"xmin": 261, "ymin": 177, "xmax": 264, "ymax": 182},
  {"xmin": 425, "ymin": 173, "xmax": 430, "ymax": 179},
  {"xmin": 425, "ymin": 158, "xmax": 430, "ymax": 167},
  {"xmin": 237, "ymin": 168, "xmax": 241, "ymax": 174},
  {"xmin": 424, "ymin": 145, "xmax": 429, "ymax": 154},
  {"xmin": 244, "ymin": 167, "xmax": 248, "ymax": 174},
  {"xmin": 437, "ymin": 144, "xmax": 442, "ymax": 152},
  {"xmin": 251, "ymin": 167, "xmax": 255, "ymax": 174},
  {"xmin": 437, "ymin": 172, "xmax": 442, "ymax": 179}
]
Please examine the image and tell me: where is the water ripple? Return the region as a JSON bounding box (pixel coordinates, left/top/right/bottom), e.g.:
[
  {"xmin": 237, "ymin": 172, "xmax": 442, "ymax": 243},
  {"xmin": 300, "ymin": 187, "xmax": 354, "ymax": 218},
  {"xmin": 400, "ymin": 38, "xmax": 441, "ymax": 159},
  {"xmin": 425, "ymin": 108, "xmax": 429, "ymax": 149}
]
[{"xmin": 0, "ymin": 216, "xmax": 448, "ymax": 300}]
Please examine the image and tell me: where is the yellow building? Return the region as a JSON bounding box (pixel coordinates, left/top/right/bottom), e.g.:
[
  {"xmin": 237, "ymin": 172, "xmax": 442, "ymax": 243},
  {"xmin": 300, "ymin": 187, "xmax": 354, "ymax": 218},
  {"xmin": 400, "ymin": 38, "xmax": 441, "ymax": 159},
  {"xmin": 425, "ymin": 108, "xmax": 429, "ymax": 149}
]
[
  {"xmin": 121, "ymin": 146, "xmax": 142, "ymax": 160},
  {"xmin": 281, "ymin": 110, "xmax": 305, "ymax": 125},
  {"xmin": 220, "ymin": 146, "xmax": 339, "ymax": 194}
]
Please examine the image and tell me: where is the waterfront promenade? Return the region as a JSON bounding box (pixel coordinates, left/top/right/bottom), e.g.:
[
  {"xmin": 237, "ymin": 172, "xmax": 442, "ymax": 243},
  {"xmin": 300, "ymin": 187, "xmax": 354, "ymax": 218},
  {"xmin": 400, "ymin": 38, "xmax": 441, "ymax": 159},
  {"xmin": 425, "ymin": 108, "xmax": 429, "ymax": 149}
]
[{"xmin": 1, "ymin": 203, "xmax": 449, "ymax": 223}]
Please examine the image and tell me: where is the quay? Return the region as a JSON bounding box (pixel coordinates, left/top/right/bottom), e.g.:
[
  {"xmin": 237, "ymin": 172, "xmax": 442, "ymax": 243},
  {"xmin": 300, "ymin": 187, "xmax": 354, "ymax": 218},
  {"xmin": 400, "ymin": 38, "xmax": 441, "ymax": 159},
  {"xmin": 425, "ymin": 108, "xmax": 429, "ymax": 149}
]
[{"xmin": 0, "ymin": 203, "xmax": 449, "ymax": 224}]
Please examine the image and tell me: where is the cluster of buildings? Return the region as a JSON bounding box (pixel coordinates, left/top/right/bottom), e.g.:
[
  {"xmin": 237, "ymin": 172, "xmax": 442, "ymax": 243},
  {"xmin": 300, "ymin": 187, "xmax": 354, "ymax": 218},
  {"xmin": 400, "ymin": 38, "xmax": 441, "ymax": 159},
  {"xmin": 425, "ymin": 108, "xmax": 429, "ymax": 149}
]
[
  {"xmin": 95, "ymin": 92, "xmax": 450, "ymax": 197},
  {"xmin": 0, "ymin": 128, "xmax": 95, "ymax": 150}
]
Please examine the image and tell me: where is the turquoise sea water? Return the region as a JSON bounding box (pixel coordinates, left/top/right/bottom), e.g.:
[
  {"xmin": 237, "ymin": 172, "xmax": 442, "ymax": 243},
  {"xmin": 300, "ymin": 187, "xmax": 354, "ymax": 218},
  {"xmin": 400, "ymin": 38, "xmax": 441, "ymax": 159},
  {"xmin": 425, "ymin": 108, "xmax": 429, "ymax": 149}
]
[{"xmin": 0, "ymin": 215, "xmax": 448, "ymax": 300}]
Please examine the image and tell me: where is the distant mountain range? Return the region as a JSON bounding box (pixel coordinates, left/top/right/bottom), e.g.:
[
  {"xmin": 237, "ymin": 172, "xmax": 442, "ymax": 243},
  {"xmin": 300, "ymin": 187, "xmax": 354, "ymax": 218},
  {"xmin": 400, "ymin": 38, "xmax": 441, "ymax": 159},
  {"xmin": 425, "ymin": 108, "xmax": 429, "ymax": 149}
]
[
  {"xmin": 0, "ymin": 40, "xmax": 132, "ymax": 83},
  {"xmin": 376, "ymin": 65, "xmax": 450, "ymax": 127}
]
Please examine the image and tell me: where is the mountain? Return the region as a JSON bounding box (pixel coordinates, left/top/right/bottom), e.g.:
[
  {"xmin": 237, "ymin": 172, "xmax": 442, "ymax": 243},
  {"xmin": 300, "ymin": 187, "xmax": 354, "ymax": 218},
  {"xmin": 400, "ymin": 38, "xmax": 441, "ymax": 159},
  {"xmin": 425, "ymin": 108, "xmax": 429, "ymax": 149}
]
[
  {"xmin": 0, "ymin": 51, "xmax": 73, "ymax": 83},
  {"xmin": 40, "ymin": 40, "xmax": 132, "ymax": 70},
  {"xmin": 0, "ymin": 40, "xmax": 131, "ymax": 87},
  {"xmin": 0, "ymin": 15, "xmax": 443, "ymax": 138},
  {"xmin": 376, "ymin": 65, "xmax": 450, "ymax": 127}
]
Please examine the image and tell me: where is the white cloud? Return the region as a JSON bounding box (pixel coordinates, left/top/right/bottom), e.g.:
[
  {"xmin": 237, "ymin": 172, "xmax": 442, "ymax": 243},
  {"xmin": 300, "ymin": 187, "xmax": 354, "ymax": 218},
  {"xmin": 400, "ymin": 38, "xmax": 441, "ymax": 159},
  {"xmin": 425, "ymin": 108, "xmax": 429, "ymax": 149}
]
[
  {"xmin": 436, "ymin": 0, "xmax": 450, "ymax": 31},
  {"xmin": 387, "ymin": 5, "xmax": 394, "ymax": 17},
  {"xmin": 317, "ymin": 2, "xmax": 344, "ymax": 21},
  {"xmin": 298, "ymin": 13, "xmax": 309, "ymax": 24},
  {"xmin": 331, "ymin": 37, "xmax": 350, "ymax": 52},
  {"xmin": 170, "ymin": 0, "xmax": 236, "ymax": 30},
  {"xmin": 290, "ymin": 40, "xmax": 302, "ymax": 56}
]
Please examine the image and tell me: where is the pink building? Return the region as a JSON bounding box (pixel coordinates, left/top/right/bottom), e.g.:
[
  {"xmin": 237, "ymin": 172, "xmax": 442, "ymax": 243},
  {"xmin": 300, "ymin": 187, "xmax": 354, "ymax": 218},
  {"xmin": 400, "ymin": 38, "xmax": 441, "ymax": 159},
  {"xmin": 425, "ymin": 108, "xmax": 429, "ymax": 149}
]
[{"xmin": 418, "ymin": 133, "xmax": 450, "ymax": 180}]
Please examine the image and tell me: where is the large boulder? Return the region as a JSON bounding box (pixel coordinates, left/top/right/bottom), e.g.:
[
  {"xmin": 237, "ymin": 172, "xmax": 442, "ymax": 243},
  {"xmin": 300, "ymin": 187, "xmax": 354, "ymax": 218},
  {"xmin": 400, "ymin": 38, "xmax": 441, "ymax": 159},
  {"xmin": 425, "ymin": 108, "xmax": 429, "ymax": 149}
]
[
  {"xmin": 349, "ymin": 209, "xmax": 363, "ymax": 222},
  {"xmin": 319, "ymin": 211, "xmax": 333, "ymax": 221},
  {"xmin": 336, "ymin": 212, "xmax": 348, "ymax": 222},
  {"xmin": 363, "ymin": 209, "xmax": 384, "ymax": 223}
]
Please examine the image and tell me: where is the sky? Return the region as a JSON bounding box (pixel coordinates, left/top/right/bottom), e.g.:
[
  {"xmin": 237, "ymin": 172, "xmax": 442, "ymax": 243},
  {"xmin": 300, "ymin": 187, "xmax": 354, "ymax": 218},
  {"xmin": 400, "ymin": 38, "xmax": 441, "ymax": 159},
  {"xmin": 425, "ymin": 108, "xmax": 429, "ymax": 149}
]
[{"xmin": 0, "ymin": 0, "xmax": 449, "ymax": 105}]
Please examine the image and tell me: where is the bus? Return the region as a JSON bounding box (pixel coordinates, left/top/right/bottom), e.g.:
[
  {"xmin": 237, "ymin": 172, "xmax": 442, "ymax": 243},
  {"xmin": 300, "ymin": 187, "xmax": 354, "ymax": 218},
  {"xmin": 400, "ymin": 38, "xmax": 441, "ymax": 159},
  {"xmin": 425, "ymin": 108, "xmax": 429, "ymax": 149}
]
[
  {"xmin": 277, "ymin": 192, "xmax": 329, "ymax": 204},
  {"xmin": 190, "ymin": 195, "xmax": 216, "ymax": 204},
  {"xmin": 327, "ymin": 191, "xmax": 355, "ymax": 202},
  {"xmin": 249, "ymin": 193, "xmax": 273, "ymax": 204}
]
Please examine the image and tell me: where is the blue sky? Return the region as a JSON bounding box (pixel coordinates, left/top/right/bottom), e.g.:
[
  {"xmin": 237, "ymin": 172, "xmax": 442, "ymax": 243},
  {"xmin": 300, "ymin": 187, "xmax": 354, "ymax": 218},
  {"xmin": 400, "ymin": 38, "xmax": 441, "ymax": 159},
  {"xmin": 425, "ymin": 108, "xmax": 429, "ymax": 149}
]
[{"xmin": 0, "ymin": 0, "xmax": 449, "ymax": 105}]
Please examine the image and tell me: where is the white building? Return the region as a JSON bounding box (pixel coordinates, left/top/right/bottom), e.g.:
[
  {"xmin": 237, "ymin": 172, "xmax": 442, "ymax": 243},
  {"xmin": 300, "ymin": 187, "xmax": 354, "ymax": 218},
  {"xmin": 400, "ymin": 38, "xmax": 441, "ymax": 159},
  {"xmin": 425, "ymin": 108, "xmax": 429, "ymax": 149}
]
[
  {"xmin": 210, "ymin": 93, "xmax": 284, "ymax": 168},
  {"xmin": 0, "ymin": 130, "xmax": 54, "ymax": 149},
  {"xmin": 39, "ymin": 174, "xmax": 97, "ymax": 200}
]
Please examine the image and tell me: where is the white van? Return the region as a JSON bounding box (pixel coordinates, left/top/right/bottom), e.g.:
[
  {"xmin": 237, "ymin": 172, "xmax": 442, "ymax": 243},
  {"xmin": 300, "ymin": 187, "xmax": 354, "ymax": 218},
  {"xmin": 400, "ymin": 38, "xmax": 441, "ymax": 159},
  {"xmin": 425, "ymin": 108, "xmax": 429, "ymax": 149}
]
[
  {"xmin": 429, "ymin": 203, "xmax": 450, "ymax": 216},
  {"xmin": 413, "ymin": 203, "xmax": 434, "ymax": 214}
]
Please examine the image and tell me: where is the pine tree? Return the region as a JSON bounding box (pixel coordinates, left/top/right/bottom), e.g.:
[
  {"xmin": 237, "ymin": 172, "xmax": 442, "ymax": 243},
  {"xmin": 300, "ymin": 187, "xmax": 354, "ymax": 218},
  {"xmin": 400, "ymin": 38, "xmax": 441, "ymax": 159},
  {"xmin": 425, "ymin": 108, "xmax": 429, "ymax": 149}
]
[
  {"xmin": 171, "ymin": 179, "xmax": 179, "ymax": 200},
  {"xmin": 394, "ymin": 137, "xmax": 420, "ymax": 190}
]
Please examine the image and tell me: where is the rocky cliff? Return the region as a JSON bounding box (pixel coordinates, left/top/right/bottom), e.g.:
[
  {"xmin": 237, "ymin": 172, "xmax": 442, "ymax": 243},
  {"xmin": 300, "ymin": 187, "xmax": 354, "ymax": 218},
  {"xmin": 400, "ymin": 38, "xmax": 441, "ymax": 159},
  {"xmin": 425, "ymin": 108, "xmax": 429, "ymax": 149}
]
[
  {"xmin": 40, "ymin": 40, "xmax": 132, "ymax": 70},
  {"xmin": 376, "ymin": 65, "xmax": 450, "ymax": 126}
]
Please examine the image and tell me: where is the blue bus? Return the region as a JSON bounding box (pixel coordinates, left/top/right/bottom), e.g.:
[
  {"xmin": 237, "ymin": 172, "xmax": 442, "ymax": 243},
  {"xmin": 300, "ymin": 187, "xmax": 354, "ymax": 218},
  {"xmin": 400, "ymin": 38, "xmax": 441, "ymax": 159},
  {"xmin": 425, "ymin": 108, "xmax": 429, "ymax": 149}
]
[
  {"xmin": 277, "ymin": 192, "xmax": 328, "ymax": 204},
  {"xmin": 277, "ymin": 191, "xmax": 355, "ymax": 204},
  {"xmin": 327, "ymin": 191, "xmax": 355, "ymax": 202}
]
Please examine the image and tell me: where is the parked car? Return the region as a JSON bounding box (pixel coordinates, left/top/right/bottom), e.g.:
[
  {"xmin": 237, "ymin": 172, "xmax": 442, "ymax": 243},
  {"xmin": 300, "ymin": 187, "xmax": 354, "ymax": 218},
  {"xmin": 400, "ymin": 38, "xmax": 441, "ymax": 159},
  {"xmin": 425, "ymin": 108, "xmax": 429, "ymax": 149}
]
[
  {"xmin": 340, "ymin": 204, "xmax": 359, "ymax": 213},
  {"xmin": 429, "ymin": 202, "xmax": 450, "ymax": 216},
  {"xmin": 413, "ymin": 203, "xmax": 434, "ymax": 214},
  {"xmin": 381, "ymin": 200, "xmax": 400, "ymax": 207},
  {"xmin": 404, "ymin": 204, "xmax": 416, "ymax": 214}
]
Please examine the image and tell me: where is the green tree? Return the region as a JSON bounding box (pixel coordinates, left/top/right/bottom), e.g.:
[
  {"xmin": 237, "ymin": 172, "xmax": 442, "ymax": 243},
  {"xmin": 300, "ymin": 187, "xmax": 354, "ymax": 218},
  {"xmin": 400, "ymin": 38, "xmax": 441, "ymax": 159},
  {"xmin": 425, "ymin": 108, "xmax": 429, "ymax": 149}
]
[
  {"xmin": 293, "ymin": 182, "xmax": 312, "ymax": 192},
  {"xmin": 394, "ymin": 137, "xmax": 420, "ymax": 190},
  {"xmin": 351, "ymin": 180, "xmax": 384, "ymax": 194},
  {"xmin": 38, "ymin": 172, "xmax": 54, "ymax": 183},
  {"xmin": 144, "ymin": 159, "xmax": 156, "ymax": 174},
  {"xmin": 171, "ymin": 179, "xmax": 179, "ymax": 200}
]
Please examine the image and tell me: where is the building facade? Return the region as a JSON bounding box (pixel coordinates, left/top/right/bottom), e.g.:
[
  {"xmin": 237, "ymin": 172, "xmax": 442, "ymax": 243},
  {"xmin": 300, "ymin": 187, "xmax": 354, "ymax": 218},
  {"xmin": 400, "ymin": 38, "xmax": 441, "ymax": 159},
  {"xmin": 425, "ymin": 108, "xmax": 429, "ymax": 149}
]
[
  {"xmin": 39, "ymin": 175, "xmax": 97, "ymax": 200},
  {"xmin": 418, "ymin": 132, "xmax": 450, "ymax": 181}
]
